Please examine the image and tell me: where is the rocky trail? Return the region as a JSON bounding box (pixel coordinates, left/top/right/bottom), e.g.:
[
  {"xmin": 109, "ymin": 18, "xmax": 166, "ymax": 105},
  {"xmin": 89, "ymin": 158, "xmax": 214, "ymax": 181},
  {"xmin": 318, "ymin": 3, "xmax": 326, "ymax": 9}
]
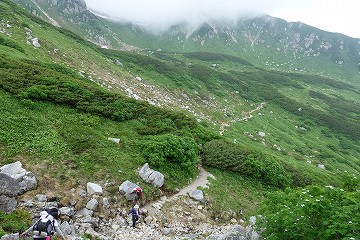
[
  {"xmin": 0, "ymin": 162, "xmax": 260, "ymax": 240},
  {"xmin": 145, "ymin": 166, "xmax": 216, "ymax": 214}
]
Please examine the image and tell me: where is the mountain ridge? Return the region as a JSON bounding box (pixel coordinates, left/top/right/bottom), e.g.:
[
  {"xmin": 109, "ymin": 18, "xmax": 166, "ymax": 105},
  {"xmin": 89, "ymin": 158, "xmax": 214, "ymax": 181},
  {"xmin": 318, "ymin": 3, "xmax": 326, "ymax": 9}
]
[{"xmin": 13, "ymin": 0, "xmax": 360, "ymax": 85}]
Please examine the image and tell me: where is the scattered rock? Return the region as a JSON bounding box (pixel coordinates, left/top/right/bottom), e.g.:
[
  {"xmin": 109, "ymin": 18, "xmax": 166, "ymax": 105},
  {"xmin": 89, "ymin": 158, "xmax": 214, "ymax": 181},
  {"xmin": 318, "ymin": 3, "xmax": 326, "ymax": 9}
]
[
  {"xmin": 87, "ymin": 182, "xmax": 103, "ymax": 196},
  {"xmin": 257, "ymin": 131, "xmax": 266, "ymax": 138},
  {"xmin": 188, "ymin": 190, "xmax": 204, "ymax": 202},
  {"xmin": 318, "ymin": 164, "xmax": 325, "ymax": 169},
  {"xmin": 107, "ymin": 137, "xmax": 120, "ymax": 144},
  {"xmin": 86, "ymin": 198, "xmax": 99, "ymax": 211},
  {"xmin": 0, "ymin": 233, "xmax": 19, "ymax": 240}
]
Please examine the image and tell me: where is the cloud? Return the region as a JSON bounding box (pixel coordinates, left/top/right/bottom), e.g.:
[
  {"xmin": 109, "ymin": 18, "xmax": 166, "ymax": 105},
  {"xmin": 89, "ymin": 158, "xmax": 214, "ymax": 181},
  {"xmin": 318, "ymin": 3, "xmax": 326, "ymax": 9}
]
[{"xmin": 85, "ymin": 0, "xmax": 282, "ymax": 33}]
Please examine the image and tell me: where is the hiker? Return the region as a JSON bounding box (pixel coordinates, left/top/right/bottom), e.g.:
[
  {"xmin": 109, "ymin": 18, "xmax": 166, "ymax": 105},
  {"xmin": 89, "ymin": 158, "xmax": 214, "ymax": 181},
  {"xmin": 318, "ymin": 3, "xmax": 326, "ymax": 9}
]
[
  {"xmin": 131, "ymin": 187, "xmax": 142, "ymax": 205},
  {"xmin": 128, "ymin": 204, "xmax": 141, "ymax": 228},
  {"xmin": 20, "ymin": 208, "xmax": 65, "ymax": 240}
]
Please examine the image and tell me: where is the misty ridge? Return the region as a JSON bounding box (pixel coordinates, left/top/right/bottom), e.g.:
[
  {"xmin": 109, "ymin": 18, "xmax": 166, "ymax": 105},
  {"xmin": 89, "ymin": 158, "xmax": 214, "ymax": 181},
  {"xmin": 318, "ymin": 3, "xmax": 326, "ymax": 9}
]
[{"xmin": 86, "ymin": 0, "xmax": 272, "ymax": 34}]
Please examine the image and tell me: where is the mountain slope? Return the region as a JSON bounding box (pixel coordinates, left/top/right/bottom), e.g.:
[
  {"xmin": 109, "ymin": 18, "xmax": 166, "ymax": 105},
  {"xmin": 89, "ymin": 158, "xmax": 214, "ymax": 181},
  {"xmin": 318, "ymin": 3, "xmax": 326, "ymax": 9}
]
[
  {"xmin": 14, "ymin": 0, "xmax": 360, "ymax": 85},
  {"xmin": 3, "ymin": 0, "xmax": 359, "ymax": 181},
  {"xmin": 1, "ymin": 0, "xmax": 360, "ymax": 238}
]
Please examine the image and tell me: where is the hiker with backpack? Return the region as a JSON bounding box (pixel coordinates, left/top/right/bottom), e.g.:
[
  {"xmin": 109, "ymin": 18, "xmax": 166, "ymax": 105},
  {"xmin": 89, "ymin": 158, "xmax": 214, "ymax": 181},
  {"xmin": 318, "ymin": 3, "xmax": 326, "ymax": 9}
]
[
  {"xmin": 20, "ymin": 208, "xmax": 65, "ymax": 240},
  {"xmin": 128, "ymin": 204, "xmax": 141, "ymax": 228},
  {"xmin": 131, "ymin": 187, "xmax": 142, "ymax": 205}
]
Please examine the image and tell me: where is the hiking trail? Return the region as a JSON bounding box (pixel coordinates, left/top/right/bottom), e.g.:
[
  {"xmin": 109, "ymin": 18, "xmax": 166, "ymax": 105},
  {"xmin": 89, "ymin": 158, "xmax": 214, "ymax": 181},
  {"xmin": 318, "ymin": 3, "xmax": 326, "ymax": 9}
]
[{"xmin": 144, "ymin": 166, "xmax": 216, "ymax": 215}]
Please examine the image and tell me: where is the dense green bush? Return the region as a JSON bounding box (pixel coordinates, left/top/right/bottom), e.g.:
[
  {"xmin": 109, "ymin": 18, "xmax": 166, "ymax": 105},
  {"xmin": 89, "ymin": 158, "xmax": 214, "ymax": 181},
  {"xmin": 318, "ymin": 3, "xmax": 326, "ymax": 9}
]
[
  {"xmin": 140, "ymin": 133, "xmax": 199, "ymax": 170},
  {"xmin": 202, "ymin": 140, "xmax": 291, "ymax": 188},
  {"xmin": 258, "ymin": 184, "xmax": 360, "ymax": 240}
]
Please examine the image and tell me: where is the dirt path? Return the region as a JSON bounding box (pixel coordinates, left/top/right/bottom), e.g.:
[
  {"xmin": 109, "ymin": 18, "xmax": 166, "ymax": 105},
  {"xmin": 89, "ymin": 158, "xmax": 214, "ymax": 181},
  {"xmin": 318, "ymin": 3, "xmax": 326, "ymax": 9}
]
[{"xmin": 144, "ymin": 166, "xmax": 215, "ymax": 213}]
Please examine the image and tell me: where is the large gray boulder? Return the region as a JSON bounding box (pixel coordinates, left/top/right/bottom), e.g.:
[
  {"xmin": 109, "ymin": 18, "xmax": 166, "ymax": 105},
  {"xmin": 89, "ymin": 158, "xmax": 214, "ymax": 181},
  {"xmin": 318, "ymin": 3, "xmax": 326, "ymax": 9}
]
[
  {"xmin": 139, "ymin": 163, "xmax": 164, "ymax": 188},
  {"xmin": 0, "ymin": 161, "xmax": 37, "ymax": 193},
  {"xmin": 0, "ymin": 173, "xmax": 21, "ymax": 197},
  {"xmin": 0, "ymin": 195, "xmax": 17, "ymax": 213},
  {"xmin": 118, "ymin": 180, "xmax": 139, "ymax": 200}
]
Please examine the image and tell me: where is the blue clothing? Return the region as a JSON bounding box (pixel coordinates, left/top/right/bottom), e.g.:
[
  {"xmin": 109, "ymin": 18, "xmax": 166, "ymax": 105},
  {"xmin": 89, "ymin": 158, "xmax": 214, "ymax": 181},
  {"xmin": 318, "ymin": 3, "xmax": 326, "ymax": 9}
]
[
  {"xmin": 128, "ymin": 207, "xmax": 141, "ymax": 227},
  {"xmin": 128, "ymin": 207, "xmax": 140, "ymax": 216}
]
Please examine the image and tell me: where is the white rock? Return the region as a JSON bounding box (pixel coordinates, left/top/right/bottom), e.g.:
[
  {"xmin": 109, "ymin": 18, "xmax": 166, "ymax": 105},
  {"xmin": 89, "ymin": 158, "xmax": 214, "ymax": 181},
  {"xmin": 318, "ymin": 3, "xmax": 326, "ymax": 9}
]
[{"xmin": 87, "ymin": 182, "xmax": 103, "ymax": 196}]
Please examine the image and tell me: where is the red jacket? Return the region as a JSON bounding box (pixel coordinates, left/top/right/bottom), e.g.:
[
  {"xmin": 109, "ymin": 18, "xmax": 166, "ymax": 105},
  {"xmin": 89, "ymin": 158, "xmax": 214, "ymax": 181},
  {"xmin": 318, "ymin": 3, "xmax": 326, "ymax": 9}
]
[{"xmin": 134, "ymin": 187, "xmax": 142, "ymax": 198}]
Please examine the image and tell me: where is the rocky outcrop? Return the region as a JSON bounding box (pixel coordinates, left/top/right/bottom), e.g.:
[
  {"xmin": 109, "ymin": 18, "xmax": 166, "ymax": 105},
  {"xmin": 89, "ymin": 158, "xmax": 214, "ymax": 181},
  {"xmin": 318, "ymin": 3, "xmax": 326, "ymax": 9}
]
[
  {"xmin": 46, "ymin": 0, "xmax": 87, "ymax": 14},
  {"xmin": 0, "ymin": 161, "xmax": 37, "ymax": 193},
  {"xmin": 0, "ymin": 173, "xmax": 21, "ymax": 213},
  {"xmin": 0, "ymin": 162, "xmax": 37, "ymax": 213},
  {"xmin": 138, "ymin": 163, "xmax": 164, "ymax": 188}
]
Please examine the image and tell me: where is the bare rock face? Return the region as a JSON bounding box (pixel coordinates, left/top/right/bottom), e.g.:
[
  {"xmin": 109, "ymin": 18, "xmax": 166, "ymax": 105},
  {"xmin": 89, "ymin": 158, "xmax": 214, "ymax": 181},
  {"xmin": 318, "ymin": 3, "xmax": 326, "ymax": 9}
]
[
  {"xmin": 138, "ymin": 163, "xmax": 165, "ymax": 188},
  {"xmin": 47, "ymin": 0, "xmax": 87, "ymax": 13},
  {"xmin": 0, "ymin": 173, "xmax": 21, "ymax": 197},
  {"xmin": 0, "ymin": 161, "xmax": 37, "ymax": 193}
]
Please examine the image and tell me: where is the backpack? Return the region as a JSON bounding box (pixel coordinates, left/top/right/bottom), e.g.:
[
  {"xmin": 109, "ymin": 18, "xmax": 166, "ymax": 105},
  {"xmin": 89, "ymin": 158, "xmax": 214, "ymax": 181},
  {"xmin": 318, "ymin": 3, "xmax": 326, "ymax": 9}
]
[
  {"xmin": 33, "ymin": 217, "xmax": 53, "ymax": 236},
  {"xmin": 45, "ymin": 208, "xmax": 59, "ymax": 220}
]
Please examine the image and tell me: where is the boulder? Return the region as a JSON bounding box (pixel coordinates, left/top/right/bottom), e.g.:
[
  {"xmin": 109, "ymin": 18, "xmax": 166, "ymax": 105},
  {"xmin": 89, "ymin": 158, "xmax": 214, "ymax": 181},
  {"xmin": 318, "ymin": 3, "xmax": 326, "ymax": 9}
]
[
  {"xmin": 60, "ymin": 207, "xmax": 76, "ymax": 217},
  {"xmin": 0, "ymin": 195, "xmax": 17, "ymax": 213},
  {"xmin": 0, "ymin": 161, "xmax": 37, "ymax": 193},
  {"xmin": 118, "ymin": 180, "xmax": 139, "ymax": 200},
  {"xmin": 60, "ymin": 221, "xmax": 76, "ymax": 236},
  {"xmin": 188, "ymin": 190, "xmax": 204, "ymax": 202},
  {"xmin": 318, "ymin": 164, "xmax": 325, "ymax": 169},
  {"xmin": 18, "ymin": 172, "xmax": 37, "ymax": 193},
  {"xmin": 86, "ymin": 182, "xmax": 103, "ymax": 196},
  {"xmin": 86, "ymin": 198, "xmax": 99, "ymax": 211},
  {"xmin": 0, "ymin": 173, "xmax": 21, "ymax": 197},
  {"xmin": 139, "ymin": 163, "xmax": 164, "ymax": 188},
  {"xmin": 0, "ymin": 161, "xmax": 26, "ymax": 181}
]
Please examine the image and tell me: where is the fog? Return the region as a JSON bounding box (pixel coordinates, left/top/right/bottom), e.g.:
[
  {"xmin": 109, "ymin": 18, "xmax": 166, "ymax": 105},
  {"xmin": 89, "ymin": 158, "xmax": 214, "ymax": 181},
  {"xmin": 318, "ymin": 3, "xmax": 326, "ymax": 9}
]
[{"xmin": 85, "ymin": 0, "xmax": 282, "ymax": 33}]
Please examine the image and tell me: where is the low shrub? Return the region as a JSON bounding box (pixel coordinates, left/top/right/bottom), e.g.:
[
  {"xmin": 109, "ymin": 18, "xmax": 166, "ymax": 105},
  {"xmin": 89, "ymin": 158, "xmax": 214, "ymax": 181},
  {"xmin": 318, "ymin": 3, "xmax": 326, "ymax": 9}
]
[{"xmin": 202, "ymin": 139, "xmax": 291, "ymax": 188}]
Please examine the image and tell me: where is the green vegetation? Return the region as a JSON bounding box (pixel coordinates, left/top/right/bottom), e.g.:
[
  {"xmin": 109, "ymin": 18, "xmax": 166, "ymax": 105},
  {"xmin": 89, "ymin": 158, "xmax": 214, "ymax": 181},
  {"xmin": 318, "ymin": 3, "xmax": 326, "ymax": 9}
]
[
  {"xmin": 202, "ymin": 139, "xmax": 291, "ymax": 188},
  {"xmin": 258, "ymin": 176, "xmax": 360, "ymax": 239},
  {"xmin": 0, "ymin": 209, "xmax": 31, "ymax": 237}
]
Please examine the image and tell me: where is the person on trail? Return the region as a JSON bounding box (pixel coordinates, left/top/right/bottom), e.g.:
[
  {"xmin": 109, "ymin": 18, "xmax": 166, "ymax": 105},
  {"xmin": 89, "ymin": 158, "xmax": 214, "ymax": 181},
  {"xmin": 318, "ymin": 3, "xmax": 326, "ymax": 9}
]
[
  {"xmin": 20, "ymin": 209, "xmax": 65, "ymax": 240},
  {"xmin": 128, "ymin": 204, "xmax": 141, "ymax": 228},
  {"xmin": 131, "ymin": 187, "xmax": 142, "ymax": 205}
]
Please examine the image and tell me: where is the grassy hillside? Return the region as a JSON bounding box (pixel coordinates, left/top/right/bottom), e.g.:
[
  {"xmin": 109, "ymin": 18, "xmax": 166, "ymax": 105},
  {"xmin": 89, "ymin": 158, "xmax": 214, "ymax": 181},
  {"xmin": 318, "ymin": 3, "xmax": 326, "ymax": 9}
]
[{"xmin": 0, "ymin": 0, "xmax": 359, "ymax": 236}]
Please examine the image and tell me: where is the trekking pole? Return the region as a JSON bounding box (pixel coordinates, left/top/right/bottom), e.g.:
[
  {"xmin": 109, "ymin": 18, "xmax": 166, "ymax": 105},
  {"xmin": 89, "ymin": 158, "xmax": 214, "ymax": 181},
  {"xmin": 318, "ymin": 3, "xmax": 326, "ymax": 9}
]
[{"xmin": 18, "ymin": 226, "xmax": 24, "ymax": 239}]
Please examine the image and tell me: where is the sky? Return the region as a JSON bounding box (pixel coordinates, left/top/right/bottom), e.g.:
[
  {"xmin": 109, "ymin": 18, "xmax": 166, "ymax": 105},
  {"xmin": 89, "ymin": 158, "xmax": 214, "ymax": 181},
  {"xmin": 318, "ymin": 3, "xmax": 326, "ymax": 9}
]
[{"xmin": 85, "ymin": 0, "xmax": 360, "ymax": 38}]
